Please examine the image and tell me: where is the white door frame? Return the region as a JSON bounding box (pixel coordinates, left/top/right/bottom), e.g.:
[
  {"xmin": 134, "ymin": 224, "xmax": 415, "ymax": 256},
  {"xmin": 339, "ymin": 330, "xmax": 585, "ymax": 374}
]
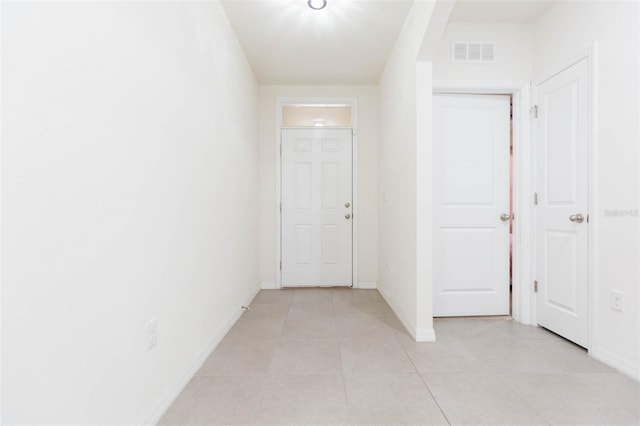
[
  {"xmin": 533, "ymin": 45, "xmax": 598, "ymax": 350},
  {"xmin": 275, "ymin": 97, "xmax": 359, "ymax": 288},
  {"xmin": 432, "ymin": 81, "xmax": 533, "ymax": 324}
]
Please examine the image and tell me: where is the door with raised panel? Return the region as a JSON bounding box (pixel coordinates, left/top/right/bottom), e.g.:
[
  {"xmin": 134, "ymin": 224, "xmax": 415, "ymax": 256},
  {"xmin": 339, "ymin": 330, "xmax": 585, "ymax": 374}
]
[
  {"xmin": 281, "ymin": 128, "xmax": 352, "ymax": 287},
  {"xmin": 536, "ymin": 58, "xmax": 589, "ymax": 347},
  {"xmin": 433, "ymin": 94, "xmax": 511, "ymax": 316}
]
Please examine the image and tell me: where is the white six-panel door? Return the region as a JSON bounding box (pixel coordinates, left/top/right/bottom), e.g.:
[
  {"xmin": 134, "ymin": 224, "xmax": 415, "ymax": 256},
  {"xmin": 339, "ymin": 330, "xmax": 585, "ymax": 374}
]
[
  {"xmin": 433, "ymin": 94, "xmax": 511, "ymax": 317},
  {"xmin": 536, "ymin": 58, "xmax": 589, "ymax": 347},
  {"xmin": 281, "ymin": 128, "xmax": 353, "ymax": 287}
]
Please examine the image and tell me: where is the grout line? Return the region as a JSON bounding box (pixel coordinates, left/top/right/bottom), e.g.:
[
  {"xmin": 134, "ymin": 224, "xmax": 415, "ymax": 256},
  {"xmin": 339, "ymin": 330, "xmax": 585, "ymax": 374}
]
[
  {"xmin": 415, "ymin": 369, "xmax": 453, "ymax": 426},
  {"xmin": 395, "ymin": 333, "xmax": 452, "ymax": 426},
  {"xmin": 494, "ymin": 373, "xmax": 552, "ymax": 425},
  {"xmin": 249, "ymin": 296, "xmax": 289, "ymax": 426},
  {"xmin": 336, "ymin": 338, "xmax": 351, "ymax": 421},
  {"xmin": 332, "ymin": 290, "xmax": 348, "ymax": 390},
  {"xmin": 284, "ymin": 299, "xmax": 292, "ymax": 318}
]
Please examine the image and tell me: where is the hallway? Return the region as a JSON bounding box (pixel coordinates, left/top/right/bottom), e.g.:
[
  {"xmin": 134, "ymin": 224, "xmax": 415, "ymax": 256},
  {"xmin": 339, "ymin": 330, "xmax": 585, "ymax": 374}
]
[{"xmin": 159, "ymin": 289, "xmax": 640, "ymax": 425}]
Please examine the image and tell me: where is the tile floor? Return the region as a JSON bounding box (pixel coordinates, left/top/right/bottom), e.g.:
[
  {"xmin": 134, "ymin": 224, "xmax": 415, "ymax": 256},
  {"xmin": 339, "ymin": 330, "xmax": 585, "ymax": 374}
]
[{"xmin": 159, "ymin": 288, "xmax": 640, "ymax": 425}]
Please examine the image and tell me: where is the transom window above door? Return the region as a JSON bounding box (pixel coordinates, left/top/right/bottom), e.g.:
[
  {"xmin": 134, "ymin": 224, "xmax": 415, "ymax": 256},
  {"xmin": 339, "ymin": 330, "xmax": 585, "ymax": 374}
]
[{"xmin": 282, "ymin": 105, "xmax": 352, "ymax": 127}]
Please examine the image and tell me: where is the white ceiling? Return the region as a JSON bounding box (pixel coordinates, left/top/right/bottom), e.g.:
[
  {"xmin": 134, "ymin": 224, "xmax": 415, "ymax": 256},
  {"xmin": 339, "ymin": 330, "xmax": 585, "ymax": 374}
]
[
  {"xmin": 221, "ymin": 0, "xmax": 414, "ymax": 85},
  {"xmin": 449, "ymin": 0, "xmax": 555, "ymax": 23},
  {"xmin": 221, "ymin": 0, "xmax": 556, "ymax": 85}
]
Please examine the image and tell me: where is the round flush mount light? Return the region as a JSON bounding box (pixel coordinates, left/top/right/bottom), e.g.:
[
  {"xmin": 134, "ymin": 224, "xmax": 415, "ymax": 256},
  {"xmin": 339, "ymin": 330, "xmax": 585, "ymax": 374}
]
[{"xmin": 307, "ymin": 0, "xmax": 327, "ymax": 10}]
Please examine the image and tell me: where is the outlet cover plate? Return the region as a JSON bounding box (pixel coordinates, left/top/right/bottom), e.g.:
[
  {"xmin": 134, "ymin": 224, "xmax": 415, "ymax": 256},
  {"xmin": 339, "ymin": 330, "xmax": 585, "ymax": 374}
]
[{"xmin": 610, "ymin": 290, "xmax": 623, "ymax": 312}]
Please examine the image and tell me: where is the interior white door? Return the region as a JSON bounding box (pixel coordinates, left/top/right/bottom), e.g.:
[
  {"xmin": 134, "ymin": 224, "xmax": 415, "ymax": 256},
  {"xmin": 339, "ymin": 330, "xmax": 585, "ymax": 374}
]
[
  {"xmin": 433, "ymin": 94, "xmax": 511, "ymax": 317},
  {"xmin": 536, "ymin": 58, "xmax": 589, "ymax": 347},
  {"xmin": 281, "ymin": 128, "xmax": 352, "ymax": 287}
]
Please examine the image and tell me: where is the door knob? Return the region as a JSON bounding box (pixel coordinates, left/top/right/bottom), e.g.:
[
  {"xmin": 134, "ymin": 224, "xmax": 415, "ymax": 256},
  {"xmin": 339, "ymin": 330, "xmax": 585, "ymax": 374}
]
[
  {"xmin": 345, "ymin": 202, "xmax": 350, "ymax": 208},
  {"xmin": 345, "ymin": 213, "xmax": 351, "ymax": 219},
  {"xmin": 500, "ymin": 213, "xmax": 510, "ymax": 222},
  {"xmin": 569, "ymin": 213, "xmax": 584, "ymax": 223}
]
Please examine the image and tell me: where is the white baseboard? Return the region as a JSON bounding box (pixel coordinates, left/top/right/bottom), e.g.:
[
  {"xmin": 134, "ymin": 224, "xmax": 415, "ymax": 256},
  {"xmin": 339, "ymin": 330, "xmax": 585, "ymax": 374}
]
[
  {"xmin": 262, "ymin": 282, "xmax": 375, "ymax": 289},
  {"xmin": 261, "ymin": 282, "xmax": 278, "ymax": 289},
  {"xmin": 590, "ymin": 346, "xmax": 640, "ymax": 382},
  {"xmin": 415, "ymin": 328, "xmax": 436, "ymax": 342},
  {"xmin": 141, "ymin": 285, "xmax": 260, "ymax": 425},
  {"xmin": 356, "ymin": 281, "xmax": 377, "ymax": 289},
  {"xmin": 377, "ymin": 285, "xmax": 436, "ymax": 342},
  {"xmin": 376, "ymin": 285, "xmax": 435, "ymax": 342}
]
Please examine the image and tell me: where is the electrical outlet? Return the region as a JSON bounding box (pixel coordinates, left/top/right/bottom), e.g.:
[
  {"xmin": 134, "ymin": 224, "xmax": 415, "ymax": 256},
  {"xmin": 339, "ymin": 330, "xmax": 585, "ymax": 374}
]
[
  {"xmin": 146, "ymin": 318, "xmax": 158, "ymax": 351},
  {"xmin": 610, "ymin": 290, "xmax": 623, "ymax": 312}
]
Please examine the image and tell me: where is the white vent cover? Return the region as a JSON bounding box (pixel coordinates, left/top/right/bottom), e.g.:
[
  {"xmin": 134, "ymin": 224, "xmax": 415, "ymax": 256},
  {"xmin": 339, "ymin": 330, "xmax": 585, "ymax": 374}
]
[{"xmin": 452, "ymin": 42, "xmax": 495, "ymax": 63}]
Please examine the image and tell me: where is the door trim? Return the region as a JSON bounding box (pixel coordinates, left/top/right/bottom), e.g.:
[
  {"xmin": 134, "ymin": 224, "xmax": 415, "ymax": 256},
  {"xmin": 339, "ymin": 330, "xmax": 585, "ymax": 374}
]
[
  {"xmin": 533, "ymin": 44, "xmax": 598, "ymax": 351},
  {"xmin": 432, "ymin": 80, "xmax": 532, "ymax": 325},
  {"xmin": 275, "ymin": 97, "xmax": 359, "ymax": 288}
]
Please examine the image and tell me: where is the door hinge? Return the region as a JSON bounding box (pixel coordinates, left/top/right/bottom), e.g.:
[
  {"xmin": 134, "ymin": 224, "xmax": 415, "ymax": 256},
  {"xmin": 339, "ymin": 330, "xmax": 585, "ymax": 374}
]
[
  {"xmin": 280, "ymin": 202, "xmax": 282, "ymax": 212},
  {"xmin": 279, "ymin": 261, "xmax": 282, "ymax": 270},
  {"xmin": 531, "ymin": 105, "xmax": 538, "ymax": 118},
  {"xmin": 534, "ymin": 192, "xmax": 538, "ymax": 205},
  {"xmin": 280, "ymin": 144, "xmax": 282, "ymax": 155},
  {"xmin": 534, "ymin": 280, "xmax": 538, "ymax": 293}
]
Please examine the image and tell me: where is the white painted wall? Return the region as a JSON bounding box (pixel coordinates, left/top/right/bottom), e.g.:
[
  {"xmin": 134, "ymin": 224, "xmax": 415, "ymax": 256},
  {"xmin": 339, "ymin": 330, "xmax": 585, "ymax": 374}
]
[
  {"xmin": 533, "ymin": 1, "xmax": 640, "ymax": 379},
  {"xmin": 378, "ymin": 1, "xmax": 437, "ymax": 340},
  {"xmin": 433, "ymin": 23, "xmax": 533, "ymax": 81},
  {"xmin": 258, "ymin": 85, "xmax": 378, "ymax": 288},
  {"xmin": 1, "ymin": 2, "xmax": 259, "ymax": 423}
]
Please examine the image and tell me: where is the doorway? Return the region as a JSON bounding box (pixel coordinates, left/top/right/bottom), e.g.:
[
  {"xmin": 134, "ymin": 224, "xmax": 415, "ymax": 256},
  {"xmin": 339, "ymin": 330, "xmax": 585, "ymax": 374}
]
[
  {"xmin": 275, "ymin": 99, "xmax": 359, "ymax": 288},
  {"xmin": 431, "ymin": 81, "xmax": 534, "ymax": 324},
  {"xmin": 433, "ymin": 93, "xmax": 512, "ymax": 316},
  {"xmin": 281, "ymin": 128, "xmax": 353, "ymax": 287}
]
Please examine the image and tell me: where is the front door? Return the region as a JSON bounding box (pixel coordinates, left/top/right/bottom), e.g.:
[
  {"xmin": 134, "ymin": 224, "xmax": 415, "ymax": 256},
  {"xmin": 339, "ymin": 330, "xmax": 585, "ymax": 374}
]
[
  {"xmin": 536, "ymin": 58, "xmax": 590, "ymax": 347},
  {"xmin": 433, "ymin": 94, "xmax": 511, "ymax": 316},
  {"xmin": 281, "ymin": 128, "xmax": 353, "ymax": 287}
]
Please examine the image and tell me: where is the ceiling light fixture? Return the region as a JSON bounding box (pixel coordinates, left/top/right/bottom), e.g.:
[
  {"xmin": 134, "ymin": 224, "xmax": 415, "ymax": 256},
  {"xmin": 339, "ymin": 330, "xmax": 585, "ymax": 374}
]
[{"xmin": 307, "ymin": 0, "xmax": 327, "ymax": 10}]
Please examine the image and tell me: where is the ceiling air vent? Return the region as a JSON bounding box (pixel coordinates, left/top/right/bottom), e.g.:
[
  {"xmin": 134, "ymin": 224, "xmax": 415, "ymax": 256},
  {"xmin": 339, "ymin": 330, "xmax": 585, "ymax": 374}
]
[{"xmin": 452, "ymin": 42, "xmax": 495, "ymax": 63}]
